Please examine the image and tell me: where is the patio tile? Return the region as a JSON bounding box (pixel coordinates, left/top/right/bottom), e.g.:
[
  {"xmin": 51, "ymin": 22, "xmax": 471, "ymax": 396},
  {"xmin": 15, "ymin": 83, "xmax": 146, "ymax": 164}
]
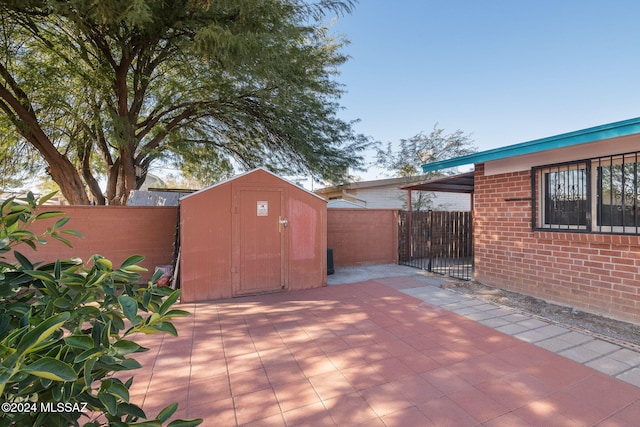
[
  {"xmin": 580, "ymin": 339, "xmax": 622, "ymax": 355},
  {"xmin": 298, "ymin": 354, "xmax": 339, "ymax": 378},
  {"xmin": 609, "ymin": 348, "xmax": 640, "ymax": 366},
  {"xmin": 448, "ymin": 385, "xmax": 510, "ymax": 423},
  {"xmin": 448, "ymin": 353, "xmax": 518, "ymax": 385},
  {"xmin": 474, "ymin": 377, "xmax": 538, "ymax": 411},
  {"xmin": 142, "ymin": 383, "xmax": 190, "ymax": 415},
  {"xmin": 271, "ymin": 378, "xmax": 321, "ymax": 413},
  {"xmin": 477, "ymin": 317, "xmax": 512, "ymax": 328},
  {"xmin": 281, "ymin": 401, "xmax": 335, "ymax": 426},
  {"xmin": 381, "ymin": 406, "xmax": 434, "ymax": 426},
  {"xmin": 263, "ymin": 360, "xmax": 307, "ymax": 386},
  {"xmin": 326, "ymin": 347, "xmax": 368, "ymax": 370},
  {"xmin": 396, "ymin": 349, "xmax": 441, "ymax": 374},
  {"xmin": 421, "ymin": 367, "xmax": 473, "ymax": 395},
  {"xmin": 225, "ymin": 351, "xmax": 264, "ymax": 374},
  {"xmin": 360, "ymin": 383, "xmax": 413, "ymax": 417},
  {"xmin": 482, "ymin": 412, "xmax": 532, "ymax": 427},
  {"xmin": 525, "ymin": 355, "xmax": 594, "ymax": 388},
  {"xmin": 388, "ymin": 374, "xmax": 443, "ymax": 405},
  {"xmin": 228, "ymin": 367, "xmax": 271, "ymax": 396},
  {"xmin": 586, "ymin": 355, "xmax": 634, "ymax": 376},
  {"xmin": 617, "ymin": 367, "xmax": 640, "ymax": 387},
  {"xmin": 242, "ymin": 412, "xmax": 286, "ymax": 427},
  {"xmin": 499, "ymin": 370, "xmax": 556, "ymax": 400},
  {"xmin": 513, "ymin": 400, "xmax": 584, "ymax": 427},
  {"xmin": 609, "ymin": 399, "xmax": 640, "ymax": 425},
  {"xmin": 341, "ymin": 364, "xmax": 388, "ymax": 391},
  {"xmin": 370, "ymin": 356, "xmax": 416, "ymax": 381},
  {"xmin": 308, "ymin": 370, "xmax": 357, "ymax": 401},
  {"xmin": 351, "ymin": 343, "xmax": 395, "ymax": 363},
  {"xmin": 233, "ymin": 388, "xmax": 281, "ymax": 425},
  {"xmin": 257, "ymin": 346, "xmax": 296, "ymax": 366},
  {"xmin": 188, "ymin": 376, "xmax": 233, "ymax": 407},
  {"xmin": 417, "ymin": 396, "xmax": 478, "ymax": 427},
  {"xmin": 559, "ymin": 345, "xmax": 602, "ymax": 363},
  {"xmin": 189, "ymin": 358, "xmax": 228, "ymax": 381},
  {"xmin": 148, "ymin": 364, "xmax": 192, "ymax": 390},
  {"xmin": 495, "ymin": 323, "xmax": 532, "ymax": 335},
  {"xmin": 570, "ymin": 372, "xmax": 640, "ymax": 407},
  {"xmin": 324, "ymin": 392, "xmax": 378, "ymax": 425},
  {"xmin": 314, "ymin": 335, "xmax": 351, "ymax": 353},
  {"xmin": 188, "ymin": 397, "xmax": 236, "ymax": 426}
]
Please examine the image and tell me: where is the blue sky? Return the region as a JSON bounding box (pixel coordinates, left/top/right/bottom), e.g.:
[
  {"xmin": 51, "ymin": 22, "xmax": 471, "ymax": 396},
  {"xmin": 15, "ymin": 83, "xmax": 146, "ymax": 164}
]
[{"xmin": 329, "ymin": 1, "xmax": 640, "ymax": 180}]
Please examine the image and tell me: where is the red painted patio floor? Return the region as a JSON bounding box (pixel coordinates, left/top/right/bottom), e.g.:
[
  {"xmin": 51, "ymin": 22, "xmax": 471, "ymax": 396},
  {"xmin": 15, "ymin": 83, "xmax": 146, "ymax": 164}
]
[{"xmin": 127, "ymin": 278, "xmax": 640, "ymax": 426}]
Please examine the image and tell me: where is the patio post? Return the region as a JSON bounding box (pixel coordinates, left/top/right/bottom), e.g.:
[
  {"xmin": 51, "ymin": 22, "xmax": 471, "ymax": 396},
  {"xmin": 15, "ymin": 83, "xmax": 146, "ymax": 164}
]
[{"xmin": 407, "ymin": 189, "xmax": 413, "ymax": 259}]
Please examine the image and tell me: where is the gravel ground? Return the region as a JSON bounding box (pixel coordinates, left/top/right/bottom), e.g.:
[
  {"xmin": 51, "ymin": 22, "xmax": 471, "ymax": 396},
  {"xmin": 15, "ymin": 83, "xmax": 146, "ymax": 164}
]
[{"xmin": 449, "ymin": 281, "xmax": 640, "ymax": 349}]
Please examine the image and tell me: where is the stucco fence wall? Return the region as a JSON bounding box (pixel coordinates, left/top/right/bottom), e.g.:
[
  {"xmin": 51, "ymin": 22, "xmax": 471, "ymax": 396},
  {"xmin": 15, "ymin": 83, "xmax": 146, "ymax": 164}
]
[
  {"xmin": 327, "ymin": 209, "xmax": 399, "ymax": 266},
  {"xmin": 8, "ymin": 206, "xmax": 399, "ymax": 284},
  {"xmin": 5, "ymin": 206, "xmax": 179, "ymax": 283}
]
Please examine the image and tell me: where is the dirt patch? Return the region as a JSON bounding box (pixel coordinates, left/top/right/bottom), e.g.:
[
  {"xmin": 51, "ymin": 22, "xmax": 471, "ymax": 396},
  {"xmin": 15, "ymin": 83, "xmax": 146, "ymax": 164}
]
[{"xmin": 448, "ymin": 281, "xmax": 640, "ymax": 351}]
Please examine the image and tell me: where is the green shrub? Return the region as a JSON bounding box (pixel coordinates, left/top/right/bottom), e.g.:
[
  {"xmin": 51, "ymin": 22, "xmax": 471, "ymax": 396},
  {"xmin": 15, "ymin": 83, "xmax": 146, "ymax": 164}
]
[{"xmin": 0, "ymin": 193, "xmax": 201, "ymax": 426}]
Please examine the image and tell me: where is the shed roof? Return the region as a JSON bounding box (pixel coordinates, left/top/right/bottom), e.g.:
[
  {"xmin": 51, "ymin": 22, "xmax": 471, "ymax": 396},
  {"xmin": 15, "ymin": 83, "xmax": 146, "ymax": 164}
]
[
  {"xmin": 421, "ymin": 117, "xmax": 640, "ymax": 173},
  {"xmin": 179, "ymin": 167, "xmax": 326, "ymax": 202}
]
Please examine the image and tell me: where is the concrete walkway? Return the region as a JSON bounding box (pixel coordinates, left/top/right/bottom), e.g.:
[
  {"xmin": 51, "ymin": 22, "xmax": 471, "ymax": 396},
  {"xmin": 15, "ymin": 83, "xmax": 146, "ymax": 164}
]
[
  {"xmin": 121, "ymin": 265, "xmax": 640, "ymax": 426},
  {"xmin": 332, "ymin": 264, "xmax": 640, "ymax": 388}
]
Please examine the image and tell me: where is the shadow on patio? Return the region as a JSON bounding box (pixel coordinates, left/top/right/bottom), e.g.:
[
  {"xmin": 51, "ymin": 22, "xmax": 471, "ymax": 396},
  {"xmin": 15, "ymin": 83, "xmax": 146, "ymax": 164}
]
[{"xmin": 124, "ymin": 278, "xmax": 640, "ymax": 426}]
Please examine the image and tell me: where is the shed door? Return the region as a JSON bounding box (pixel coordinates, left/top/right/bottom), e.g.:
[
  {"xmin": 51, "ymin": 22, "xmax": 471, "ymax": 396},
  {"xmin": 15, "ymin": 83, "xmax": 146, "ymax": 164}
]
[{"xmin": 235, "ymin": 189, "xmax": 285, "ymax": 295}]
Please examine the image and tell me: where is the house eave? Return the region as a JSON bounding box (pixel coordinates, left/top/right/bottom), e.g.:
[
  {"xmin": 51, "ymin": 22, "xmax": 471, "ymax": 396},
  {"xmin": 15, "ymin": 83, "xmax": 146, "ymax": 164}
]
[{"xmin": 421, "ymin": 117, "xmax": 640, "ymax": 173}]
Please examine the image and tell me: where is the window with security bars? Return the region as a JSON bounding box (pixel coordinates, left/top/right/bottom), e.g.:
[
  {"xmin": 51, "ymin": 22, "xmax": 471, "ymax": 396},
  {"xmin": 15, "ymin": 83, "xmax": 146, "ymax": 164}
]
[
  {"xmin": 533, "ymin": 151, "xmax": 640, "ymax": 234},
  {"xmin": 596, "ymin": 154, "xmax": 640, "ymax": 232},
  {"xmin": 542, "ymin": 163, "xmax": 589, "ymax": 229}
]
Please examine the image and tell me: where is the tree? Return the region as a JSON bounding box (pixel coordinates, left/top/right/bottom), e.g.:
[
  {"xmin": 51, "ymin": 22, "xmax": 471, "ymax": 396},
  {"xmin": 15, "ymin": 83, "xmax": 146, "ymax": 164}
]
[
  {"xmin": 0, "ymin": 193, "xmax": 201, "ymax": 426},
  {"xmin": 376, "ymin": 125, "xmax": 476, "ymax": 210},
  {"xmin": 0, "ymin": 0, "xmax": 369, "ymax": 205}
]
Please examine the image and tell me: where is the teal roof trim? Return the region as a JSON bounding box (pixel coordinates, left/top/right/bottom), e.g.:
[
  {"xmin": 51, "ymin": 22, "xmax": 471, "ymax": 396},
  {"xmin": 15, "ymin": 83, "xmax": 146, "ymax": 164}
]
[{"xmin": 421, "ymin": 117, "xmax": 640, "ymax": 173}]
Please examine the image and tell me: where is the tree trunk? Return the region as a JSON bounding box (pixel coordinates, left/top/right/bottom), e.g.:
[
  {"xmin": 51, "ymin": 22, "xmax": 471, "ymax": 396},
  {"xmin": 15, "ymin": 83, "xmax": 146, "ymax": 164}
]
[
  {"xmin": 0, "ymin": 85, "xmax": 90, "ymax": 205},
  {"xmin": 105, "ymin": 148, "xmax": 138, "ymax": 205},
  {"xmin": 46, "ymin": 153, "xmax": 91, "ymax": 205}
]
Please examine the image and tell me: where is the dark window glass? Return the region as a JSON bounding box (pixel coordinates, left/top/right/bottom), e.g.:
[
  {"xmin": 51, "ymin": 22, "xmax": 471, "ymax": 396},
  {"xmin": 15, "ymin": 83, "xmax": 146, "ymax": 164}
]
[
  {"xmin": 543, "ymin": 167, "xmax": 588, "ymax": 227},
  {"xmin": 597, "ymin": 156, "xmax": 640, "ymax": 229}
]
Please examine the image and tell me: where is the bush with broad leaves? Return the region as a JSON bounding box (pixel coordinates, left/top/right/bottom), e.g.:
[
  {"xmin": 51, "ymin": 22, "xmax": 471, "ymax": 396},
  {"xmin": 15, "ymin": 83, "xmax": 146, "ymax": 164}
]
[{"xmin": 0, "ymin": 193, "xmax": 201, "ymax": 426}]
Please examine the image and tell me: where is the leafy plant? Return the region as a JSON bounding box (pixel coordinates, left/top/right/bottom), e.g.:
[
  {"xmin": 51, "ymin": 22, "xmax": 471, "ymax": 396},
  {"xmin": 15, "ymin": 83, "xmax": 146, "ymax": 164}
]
[{"xmin": 0, "ymin": 193, "xmax": 201, "ymax": 426}]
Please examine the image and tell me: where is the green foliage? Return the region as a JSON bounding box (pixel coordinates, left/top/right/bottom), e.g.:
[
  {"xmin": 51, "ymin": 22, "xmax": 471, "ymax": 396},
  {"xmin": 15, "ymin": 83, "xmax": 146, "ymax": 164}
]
[
  {"xmin": 0, "ymin": 0, "xmax": 369, "ymax": 205},
  {"xmin": 376, "ymin": 125, "xmax": 477, "ymax": 210},
  {"xmin": 0, "ymin": 193, "xmax": 201, "ymax": 426}
]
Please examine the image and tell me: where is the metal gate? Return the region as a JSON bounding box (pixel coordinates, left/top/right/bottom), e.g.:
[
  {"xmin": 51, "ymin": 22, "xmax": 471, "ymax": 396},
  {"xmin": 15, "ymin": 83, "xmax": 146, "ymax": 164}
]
[{"xmin": 399, "ymin": 211, "xmax": 473, "ymax": 280}]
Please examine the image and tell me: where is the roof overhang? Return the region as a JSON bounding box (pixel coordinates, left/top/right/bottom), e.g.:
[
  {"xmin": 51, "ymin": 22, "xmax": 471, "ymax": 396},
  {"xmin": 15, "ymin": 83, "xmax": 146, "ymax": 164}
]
[
  {"xmin": 399, "ymin": 172, "xmax": 474, "ymax": 194},
  {"xmin": 421, "ymin": 117, "xmax": 640, "ymax": 173}
]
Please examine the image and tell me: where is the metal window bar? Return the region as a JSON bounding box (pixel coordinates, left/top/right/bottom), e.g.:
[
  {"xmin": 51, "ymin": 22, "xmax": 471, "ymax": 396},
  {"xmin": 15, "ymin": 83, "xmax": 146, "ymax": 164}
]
[
  {"xmin": 536, "ymin": 161, "xmax": 588, "ymax": 230},
  {"xmin": 596, "ymin": 153, "xmax": 640, "ymax": 233}
]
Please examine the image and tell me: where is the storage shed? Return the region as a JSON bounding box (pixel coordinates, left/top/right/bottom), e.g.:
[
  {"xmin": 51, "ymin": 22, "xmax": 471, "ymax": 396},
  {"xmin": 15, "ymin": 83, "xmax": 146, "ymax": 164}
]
[{"xmin": 179, "ymin": 168, "xmax": 327, "ymax": 302}]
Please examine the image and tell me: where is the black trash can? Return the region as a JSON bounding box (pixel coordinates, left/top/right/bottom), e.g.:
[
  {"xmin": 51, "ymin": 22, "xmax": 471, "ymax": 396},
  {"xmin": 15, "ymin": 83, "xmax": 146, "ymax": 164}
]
[{"xmin": 327, "ymin": 247, "xmax": 334, "ymax": 275}]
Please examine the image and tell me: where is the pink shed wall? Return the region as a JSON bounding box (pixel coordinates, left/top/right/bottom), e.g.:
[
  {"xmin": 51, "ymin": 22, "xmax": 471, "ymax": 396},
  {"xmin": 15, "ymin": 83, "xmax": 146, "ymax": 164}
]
[
  {"xmin": 179, "ymin": 169, "xmax": 327, "ymax": 303},
  {"xmin": 473, "ymin": 163, "xmax": 640, "ymax": 324}
]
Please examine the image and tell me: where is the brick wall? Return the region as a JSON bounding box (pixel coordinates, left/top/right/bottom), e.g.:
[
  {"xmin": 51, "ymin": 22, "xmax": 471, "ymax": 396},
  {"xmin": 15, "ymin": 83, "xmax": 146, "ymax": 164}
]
[
  {"xmin": 327, "ymin": 209, "xmax": 399, "ymax": 266},
  {"xmin": 474, "ymin": 163, "xmax": 640, "ymax": 324}
]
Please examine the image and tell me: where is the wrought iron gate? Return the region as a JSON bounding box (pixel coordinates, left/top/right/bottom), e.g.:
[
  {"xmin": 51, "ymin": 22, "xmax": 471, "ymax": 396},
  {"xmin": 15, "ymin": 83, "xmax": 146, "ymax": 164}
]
[{"xmin": 399, "ymin": 211, "xmax": 473, "ymax": 280}]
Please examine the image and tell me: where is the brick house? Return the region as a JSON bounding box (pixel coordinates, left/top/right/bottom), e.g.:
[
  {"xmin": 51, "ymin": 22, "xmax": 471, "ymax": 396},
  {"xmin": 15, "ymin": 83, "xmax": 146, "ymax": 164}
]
[{"xmin": 421, "ymin": 117, "xmax": 640, "ymax": 324}]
